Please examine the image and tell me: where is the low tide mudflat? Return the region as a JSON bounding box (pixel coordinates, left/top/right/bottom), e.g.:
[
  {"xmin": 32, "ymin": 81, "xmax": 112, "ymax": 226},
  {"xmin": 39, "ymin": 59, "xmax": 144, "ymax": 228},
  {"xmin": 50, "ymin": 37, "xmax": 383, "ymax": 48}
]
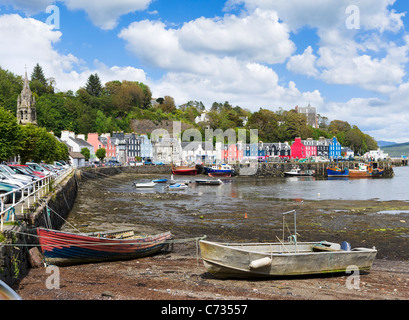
[{"xmin": 15, "ymin": 170, "xmax": 409, "ymax": 300}]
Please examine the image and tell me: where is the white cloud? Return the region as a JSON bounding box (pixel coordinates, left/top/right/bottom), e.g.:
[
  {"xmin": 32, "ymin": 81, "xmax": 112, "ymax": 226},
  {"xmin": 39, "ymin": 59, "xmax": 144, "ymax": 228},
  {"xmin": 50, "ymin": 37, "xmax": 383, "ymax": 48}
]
[
  {"xmin": 226, "ymin": 0, "xmax": 405, "ymax": 33},
  {"xmin": 0, "ymin": 0, "xmax": 153, "ymax": 30},
  {"xmin": 63, "ymin": 0, "xmax": 153, "ymax": 30},
  {"xmin": 286, "ymin": 46, "xmax": 318, "ymax": 77},
  {"xmin": 0, "ymin": 14, "xmax": 147, "ymax": 92},
  {"xmin": 119, "ymin": 11, "xmax": 322, "ymax": 110}
]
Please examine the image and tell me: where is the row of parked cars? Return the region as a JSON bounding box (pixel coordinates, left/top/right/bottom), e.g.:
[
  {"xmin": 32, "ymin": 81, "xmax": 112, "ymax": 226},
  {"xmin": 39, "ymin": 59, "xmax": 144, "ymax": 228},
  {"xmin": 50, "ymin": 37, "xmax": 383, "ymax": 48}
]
[{"xmin": 0, "ymin": 160, "xmax": 71, "ymax": 204}]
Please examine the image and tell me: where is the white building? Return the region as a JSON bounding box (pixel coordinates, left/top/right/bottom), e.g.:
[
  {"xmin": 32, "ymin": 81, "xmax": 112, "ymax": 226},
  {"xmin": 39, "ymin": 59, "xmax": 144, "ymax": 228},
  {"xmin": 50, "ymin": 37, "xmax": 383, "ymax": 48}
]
[
  {"xmin": 61, "ymin": 131, "xmax": 95, "ymax": 160},
  {"xmin": 364, "ymin": 149, "xmax": 389, "ymax": 161}
]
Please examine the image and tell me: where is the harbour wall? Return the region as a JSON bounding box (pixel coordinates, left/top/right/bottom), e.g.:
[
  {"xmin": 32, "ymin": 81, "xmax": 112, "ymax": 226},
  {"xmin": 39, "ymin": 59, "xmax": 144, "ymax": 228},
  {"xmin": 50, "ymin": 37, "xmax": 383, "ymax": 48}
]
[{"xmin": 0, "ymin": 170, "xmax": 80, "ymax": 286}]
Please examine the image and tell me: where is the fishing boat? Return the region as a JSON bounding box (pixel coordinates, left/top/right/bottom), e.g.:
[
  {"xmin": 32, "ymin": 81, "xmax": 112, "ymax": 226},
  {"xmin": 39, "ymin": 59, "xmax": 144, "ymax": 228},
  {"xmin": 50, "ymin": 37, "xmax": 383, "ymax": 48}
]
[
  {"xmin": 205, "ymin": 164, "xmax": 235, "ymax": 178},
  {"xmin": 284, "ymin": 166, "xmax": 315, "ymax": 177},
  {"xmin": 327, "ymin": 166, "xmax": 349, "ymax": 177},
  {"xmin": 171, "ymin": 165, "xmax": 198, "ymax": 175},
  {"xmin": 36, "ymin": 228, "xmax": 173, "ymax": 266},
  {"xmin": 166, "ymin": 183, "xmax": 188, "ymax": 191},
  {"xmin": 349, "ymin": 163, "xmax": 384, "ymax": 178},
  {"xmin": 133, "ymin": 181, "xmax": 156, "ymax": 188},
  {"xmin": 199, "ymin": 210, "xmax": 377, "ymax": 279},
  {"xmin": 195, "ymin": 179, "xmax": 223, "ymax": 186}
]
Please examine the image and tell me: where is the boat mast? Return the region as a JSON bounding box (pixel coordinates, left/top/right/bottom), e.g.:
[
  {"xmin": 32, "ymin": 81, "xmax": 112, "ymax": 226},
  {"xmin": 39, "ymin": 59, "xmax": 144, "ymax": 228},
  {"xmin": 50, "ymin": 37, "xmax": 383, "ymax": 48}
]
[{"xmin": 282, "ymin": 210, "xmax": 297, "ymax": 253}]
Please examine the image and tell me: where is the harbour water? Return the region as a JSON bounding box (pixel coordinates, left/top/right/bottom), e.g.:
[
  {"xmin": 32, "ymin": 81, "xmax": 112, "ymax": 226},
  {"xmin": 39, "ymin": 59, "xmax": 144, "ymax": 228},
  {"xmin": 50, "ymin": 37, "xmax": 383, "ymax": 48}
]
[{"xmin": 64, "ymin": 166, "xmax": 409, "ymax": 260}]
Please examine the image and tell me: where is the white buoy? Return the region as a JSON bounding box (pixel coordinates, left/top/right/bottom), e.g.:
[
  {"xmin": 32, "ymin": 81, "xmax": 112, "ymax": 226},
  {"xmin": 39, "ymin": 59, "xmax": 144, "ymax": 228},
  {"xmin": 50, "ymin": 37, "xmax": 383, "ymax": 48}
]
[{"xmin": 249, "ymin": 257, "xmax": 272, "ymax": 269}]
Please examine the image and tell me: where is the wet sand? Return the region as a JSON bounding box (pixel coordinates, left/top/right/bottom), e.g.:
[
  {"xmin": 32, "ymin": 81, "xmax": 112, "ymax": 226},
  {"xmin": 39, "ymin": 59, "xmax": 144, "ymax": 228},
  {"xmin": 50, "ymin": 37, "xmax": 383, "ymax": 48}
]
[{"xmin": 14, "ymin": 172, "xmax": 409, "ymax": 301}]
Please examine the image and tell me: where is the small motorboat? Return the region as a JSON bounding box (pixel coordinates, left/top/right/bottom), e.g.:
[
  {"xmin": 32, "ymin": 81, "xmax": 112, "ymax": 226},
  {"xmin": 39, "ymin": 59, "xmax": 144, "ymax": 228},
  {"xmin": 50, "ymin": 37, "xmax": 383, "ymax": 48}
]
[
  {"xmin": 284, "ymin": 166, "xmax": 314, "ymax": 177},
  {"xmin": 195, "ymin": 179, "xmax": 223, "ymax": 186},
  {"xmin": 152, "ymin": 179, "xmax": 168, "ymax": 183},
  {"xmin": 133, "ymin": 181, "xmax": 157, "ymax": 188},
  {"xmin": 171, "ymin": 165, "xmax": 198, "ymax": 175},
  {"xmin": 204, "ymin": 164, "xmax": 235, "ymax": 177},
  {"xmin": 327, "ymin": 167, "xmax": 349, "ymax": 177},
  {"xmin": 199, "ymin": 210, "xmax": 377, "ymax": 279},
  {"xmin": 166, "ymin": 183, "xmax": 188, "ymax": 191}
]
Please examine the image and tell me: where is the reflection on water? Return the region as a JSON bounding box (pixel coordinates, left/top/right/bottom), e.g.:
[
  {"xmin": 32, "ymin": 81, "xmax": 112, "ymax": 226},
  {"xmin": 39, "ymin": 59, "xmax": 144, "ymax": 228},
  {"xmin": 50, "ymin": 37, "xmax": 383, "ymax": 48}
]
[{"xmin": 116, "ymin": 166, "xmax": 409, "ymax": 202}]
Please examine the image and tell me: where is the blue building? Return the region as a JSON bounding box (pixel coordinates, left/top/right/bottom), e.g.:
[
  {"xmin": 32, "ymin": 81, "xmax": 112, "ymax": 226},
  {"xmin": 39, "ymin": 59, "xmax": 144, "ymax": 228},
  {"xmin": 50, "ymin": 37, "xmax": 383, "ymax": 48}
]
[
  {"xmin": 140, "ymin": 134, "xmax": 153, "ymax": 160},
  {"xmin": 329, "ymin": 137, "xmax": 342, "ymax": 159}
]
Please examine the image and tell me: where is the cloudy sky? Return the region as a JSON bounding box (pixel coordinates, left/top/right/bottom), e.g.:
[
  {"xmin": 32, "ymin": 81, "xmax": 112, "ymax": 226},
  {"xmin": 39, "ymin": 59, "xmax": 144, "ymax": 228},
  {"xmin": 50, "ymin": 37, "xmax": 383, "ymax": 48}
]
[{"xmin": 0, "ymin": 0, "xmax": 408, "ymax": 143}]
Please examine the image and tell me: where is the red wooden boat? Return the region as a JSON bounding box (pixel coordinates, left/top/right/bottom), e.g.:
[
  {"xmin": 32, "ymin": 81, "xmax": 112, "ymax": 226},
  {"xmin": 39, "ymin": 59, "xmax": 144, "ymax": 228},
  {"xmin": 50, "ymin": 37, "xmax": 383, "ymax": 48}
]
[
  {"xmin": 171, "ymin": 165, "xmax": 198, "ymax": 175},
  {"xmin": 37, "ymin": 228, "xmax": 173, "ymax": 266}
]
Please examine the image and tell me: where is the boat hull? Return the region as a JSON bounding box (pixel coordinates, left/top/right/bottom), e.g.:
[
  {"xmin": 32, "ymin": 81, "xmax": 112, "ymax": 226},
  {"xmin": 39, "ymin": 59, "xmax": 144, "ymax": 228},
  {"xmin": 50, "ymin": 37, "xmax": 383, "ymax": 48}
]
[
  {"xmin": 327, "ymin": 167, "xmax": 349, "ymax": 177},
  {"xmin": 172, "ymin": 167, "xmax": 198, "ymax": 175},
  {"xmin": 208, "ymin": 172, "xmax": 231, "ymax": 178},
  {"xmin": 37, "ymin": 228, "xmax": 173, "ymax": 266},
  {"xmin": 349, "ymin": 169, "xmax": 384, "ymax": 178},
  {"xmin": 199, "ymin": 240, "xmax": 377, "ymax": 279}
]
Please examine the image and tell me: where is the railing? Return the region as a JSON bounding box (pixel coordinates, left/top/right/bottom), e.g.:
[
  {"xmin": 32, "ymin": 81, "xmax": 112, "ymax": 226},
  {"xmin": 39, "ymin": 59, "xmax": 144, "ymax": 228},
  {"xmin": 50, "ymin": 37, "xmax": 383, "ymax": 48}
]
[{"xmin": 0, "ymin": 167, "xmax": 74, "ymax": 232}]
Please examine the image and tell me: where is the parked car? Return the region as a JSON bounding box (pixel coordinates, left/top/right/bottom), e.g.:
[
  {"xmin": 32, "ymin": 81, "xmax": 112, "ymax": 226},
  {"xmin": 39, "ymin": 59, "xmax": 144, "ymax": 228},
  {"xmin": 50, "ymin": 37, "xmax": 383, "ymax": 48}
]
[
  {"xmin": 0, "ymin": 164, "xmax": 34, "ymax": 183},
  {"xmin": 26, "ymin": 162, "xmax": 54, "ymax": 176},
  {"xmin": 0, "ymin": 181, "xmax": 21, "ymax": 204},
  {"xmin": 143, "ymin": 160, "xmax": 154, "ymax": 165},
  {"xmin": 8, "ymin": 165, "xmax": 45, "ymax": 179},
  {"xmin": 106, "ymin": 160, "xmax": 121, "ymax": 166}
]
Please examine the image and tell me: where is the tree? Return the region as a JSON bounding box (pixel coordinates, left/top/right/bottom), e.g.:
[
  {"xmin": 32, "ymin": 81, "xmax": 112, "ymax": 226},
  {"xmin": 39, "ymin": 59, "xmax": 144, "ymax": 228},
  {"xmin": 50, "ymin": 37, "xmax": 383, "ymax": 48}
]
[
  {"xmin": 80, "ymin": 147, "xmax": 91, "ymax": 161},
  {"xmin": 95, "ymin": 148, "xmax": 106, "ymax": 162},
  {"xmin": 246, "ymin": 109, "xmax": 279, "ymax": 142},
  {"xmin": 0, "ymin": 106, "xmax": 21, "ymax": 161},
  {"xmin": 85, "ymin": 73, "xmax": 102, "ymax": 97},
  {"xmin": 31, "ymin": 63, "xmax": 47, "ymax": 86}
]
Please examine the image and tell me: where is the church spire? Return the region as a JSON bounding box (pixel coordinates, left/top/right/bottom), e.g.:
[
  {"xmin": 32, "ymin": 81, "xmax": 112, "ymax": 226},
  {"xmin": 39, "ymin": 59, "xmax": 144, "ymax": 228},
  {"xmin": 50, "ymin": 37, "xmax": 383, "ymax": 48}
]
[{"xmin": 16, "ymin": 66, "xmax": 37, "ymax": 126}]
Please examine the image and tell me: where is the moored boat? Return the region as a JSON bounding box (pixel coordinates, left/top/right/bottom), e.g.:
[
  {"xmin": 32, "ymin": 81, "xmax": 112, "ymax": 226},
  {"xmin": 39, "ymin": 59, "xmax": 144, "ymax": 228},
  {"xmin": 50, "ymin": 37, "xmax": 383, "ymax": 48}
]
[
  {"xmin": 349, "ymin": 163, "xmax": 384, "ymax": 178},
  {"xmin": 327, "ymin": 166, "xmax": 349, "ymax": 177},
  {"xmin": 152, "ymin": 178, "xmax": 168, "ymax": 183},
  {"xmin": 171, "ymin": 165, "xmax": 198, "ymax": 175},
  {"xmin": 36, "ymin": 228, "xmax": 173, "ymax": 266},
  {"xmin": 134, "ymin": 181, "xmax": 156, "ymax": 188},
  {"xmin": 205, "ymin": 164, "xmax": 235, "ymax": 177},
  {"xmin": 284, "ymin": 166, "xmax": 315, "ymax": 177},
  {"xmin": 195, "ymin": 179, "xmax": 223, "ymax": 186},
  {"xmin": 0, "ymin": 280, "xmax": 22, "ymax": 300},
  {"xmin": 166, "ymin": 183, "xmax": 188, "ymax": 191}
]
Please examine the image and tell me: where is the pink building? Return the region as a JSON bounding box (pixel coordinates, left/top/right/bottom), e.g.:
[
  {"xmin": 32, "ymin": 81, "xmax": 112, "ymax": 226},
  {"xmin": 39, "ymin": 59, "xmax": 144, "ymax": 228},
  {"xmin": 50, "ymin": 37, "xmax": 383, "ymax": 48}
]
[{"xmin": 87, "ymin": 133, "xmax": 116, "ymax": 160}]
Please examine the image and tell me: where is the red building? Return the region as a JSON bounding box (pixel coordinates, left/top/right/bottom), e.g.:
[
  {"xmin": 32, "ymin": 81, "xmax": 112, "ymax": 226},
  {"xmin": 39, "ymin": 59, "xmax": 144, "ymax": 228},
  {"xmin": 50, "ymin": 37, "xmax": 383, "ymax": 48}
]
[{"xmin": 291, "ymin": 138, "xmax": 306, "ymax": 159}]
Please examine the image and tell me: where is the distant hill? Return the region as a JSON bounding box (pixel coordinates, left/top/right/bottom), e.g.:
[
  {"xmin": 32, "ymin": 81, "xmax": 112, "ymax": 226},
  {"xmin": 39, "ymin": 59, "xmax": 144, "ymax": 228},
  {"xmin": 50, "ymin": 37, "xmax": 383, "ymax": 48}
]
[
  {"xmin": 377, "ymin": 140, "xmax": 397, "ymax": 147},
  {"xmin": 382, "ymin": 142, "xmax": 409, "ymax": 157}
]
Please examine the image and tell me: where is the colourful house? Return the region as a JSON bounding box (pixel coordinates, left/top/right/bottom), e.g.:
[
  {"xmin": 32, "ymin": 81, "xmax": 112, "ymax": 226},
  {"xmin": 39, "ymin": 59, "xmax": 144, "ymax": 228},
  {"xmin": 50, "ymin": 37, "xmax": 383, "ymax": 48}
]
[
  {"xmin": 329, "ymin": 137, "xmax": 342, "ymax": 159},
  {"xmin": 291, "ymin": 138, "xmax": 306, "ymax": 159},
  {"xmin": 87, "ymin": 133, "xmax": 116, "ymax": 160}
]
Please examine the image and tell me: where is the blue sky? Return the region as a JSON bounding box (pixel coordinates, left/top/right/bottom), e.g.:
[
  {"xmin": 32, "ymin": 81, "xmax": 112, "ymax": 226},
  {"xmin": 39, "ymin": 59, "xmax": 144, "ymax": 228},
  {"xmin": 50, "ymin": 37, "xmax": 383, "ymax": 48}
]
[{"xmin": 0, "ymin": 0, "xmax": 409, "ymax": 143}]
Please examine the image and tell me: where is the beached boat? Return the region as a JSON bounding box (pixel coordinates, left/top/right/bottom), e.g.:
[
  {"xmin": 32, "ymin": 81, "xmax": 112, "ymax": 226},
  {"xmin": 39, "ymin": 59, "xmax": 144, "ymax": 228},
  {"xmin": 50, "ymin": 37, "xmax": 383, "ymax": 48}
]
[
  {"xmin": 166, "ymin": 183, "xmax": 188, "ymax": 191},
  {"xmin": 349, "ymin": 163, "xmax": 384, "ymax": 178},
  {"xmin": 171, "ymin": 165, "xmax": 198, "ymax": 175},
  {"xmin": 133, "ymin": 181, "xmax": 156, "ymax": 188},
  {"xmin": 284, "ymin": 166, "xmax": 315, "ymax": 177},
  {"xmin": 195, "ymin": 179, "xmax": 223, "ymax": 186},
  {"xmin": 327, "ymin": 167, "xmax": 349, "ymax": 177},
  {"xmin": 36, "ymin": 228, "xmax": 173, "ymax": 266},
  {"xmin": 205, "ymin": 164, "xmax": 235, "ymax": 178},
  {"xmin": 199, "ymin": 210, "xmax": 377, "ymax": 279},
  {"xmin": 152, "ymin": 179, "xmax": 168, "ymax": 183}
]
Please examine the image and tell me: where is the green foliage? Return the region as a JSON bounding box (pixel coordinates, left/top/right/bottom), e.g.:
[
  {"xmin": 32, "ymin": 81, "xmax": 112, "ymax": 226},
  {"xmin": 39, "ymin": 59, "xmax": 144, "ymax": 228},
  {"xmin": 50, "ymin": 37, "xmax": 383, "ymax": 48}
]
[
  {"xmin": 85, "ymin": 73, "xmax": 102, "ymax": 97},
  {"xmin": 95, "ymin": 148, "xmax": 106, "ymax": 161},
  {"xmin": 18, "ymin": 124, "xmax": 68, "ymax": 163},
  {"xmin": 80, "ymin": 147, "xmax": 90, "ymax": 161},
  {"xmin": 0, "ymin": 107, "xmax": 21, "ymax": 161}
]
